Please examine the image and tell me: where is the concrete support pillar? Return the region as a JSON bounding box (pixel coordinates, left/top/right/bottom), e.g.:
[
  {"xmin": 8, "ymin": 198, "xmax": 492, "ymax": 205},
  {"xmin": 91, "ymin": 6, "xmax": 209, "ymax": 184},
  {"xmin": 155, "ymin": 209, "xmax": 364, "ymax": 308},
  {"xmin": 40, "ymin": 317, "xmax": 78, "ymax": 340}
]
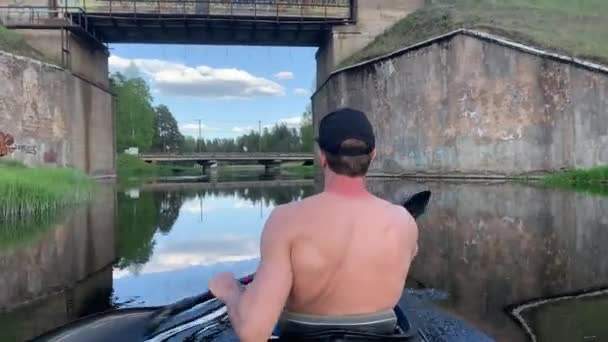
[{"xmin": 315, "ymin": 0, "xmax": 424, "ymax": 87}]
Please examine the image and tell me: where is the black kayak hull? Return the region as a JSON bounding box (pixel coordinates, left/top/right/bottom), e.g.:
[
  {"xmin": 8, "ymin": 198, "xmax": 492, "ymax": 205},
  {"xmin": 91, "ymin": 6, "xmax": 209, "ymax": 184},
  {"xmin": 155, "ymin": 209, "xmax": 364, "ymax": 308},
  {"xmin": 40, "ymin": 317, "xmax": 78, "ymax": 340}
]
[{"xmin": 31, "ymin": 297, "xmax": 425, "ymax": 342}]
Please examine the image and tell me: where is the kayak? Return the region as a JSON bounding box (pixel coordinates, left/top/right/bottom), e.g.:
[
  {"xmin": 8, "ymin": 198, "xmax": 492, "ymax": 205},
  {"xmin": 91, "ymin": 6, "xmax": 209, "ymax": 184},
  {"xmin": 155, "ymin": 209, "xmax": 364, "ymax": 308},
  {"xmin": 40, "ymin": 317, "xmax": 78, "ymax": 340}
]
[
  {"xmin": 31, "ymin": 293, "xmax": 428, "ymax": 342},
  {"xmin": 31, "ymin": 191, "xmax": 432, "ymax": 342}
]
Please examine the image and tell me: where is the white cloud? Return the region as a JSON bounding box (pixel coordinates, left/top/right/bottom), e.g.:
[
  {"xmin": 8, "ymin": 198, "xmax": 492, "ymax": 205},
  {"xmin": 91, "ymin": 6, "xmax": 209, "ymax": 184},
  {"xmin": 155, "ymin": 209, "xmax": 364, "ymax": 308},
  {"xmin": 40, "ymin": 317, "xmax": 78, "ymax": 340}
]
[
  {"xmin": 179, "ymin": 123, "xmax": 220, "ymax": 137},
  {"xmin": 109, "ymin": 55, "xmax": 285, "ymax": 99},
  {"xmin": 113, "ymin": 235, "xmax": 261, "ymax": 278},
  {"xmin": 278, "ymin": 116, "xmax": 303, "ymax": 127},
  {"xmin": 274, "ymin": 71, "xmax": 294, "ymax": 80},
  {"xmin": 232, "ymin": 126, "xmax": 255, "ymax": 133},
  {"xmin": 293, "ymin": 88, "xmax": 310, "ymax": 96}
]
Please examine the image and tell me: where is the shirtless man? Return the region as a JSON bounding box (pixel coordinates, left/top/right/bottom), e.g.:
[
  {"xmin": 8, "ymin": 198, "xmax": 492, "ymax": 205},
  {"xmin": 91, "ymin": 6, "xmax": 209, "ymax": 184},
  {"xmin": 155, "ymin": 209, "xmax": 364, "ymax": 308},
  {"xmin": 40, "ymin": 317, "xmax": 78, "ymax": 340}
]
[{"xmin": 208, "ymin": 108, "xmax": 419, "ymax": 342}]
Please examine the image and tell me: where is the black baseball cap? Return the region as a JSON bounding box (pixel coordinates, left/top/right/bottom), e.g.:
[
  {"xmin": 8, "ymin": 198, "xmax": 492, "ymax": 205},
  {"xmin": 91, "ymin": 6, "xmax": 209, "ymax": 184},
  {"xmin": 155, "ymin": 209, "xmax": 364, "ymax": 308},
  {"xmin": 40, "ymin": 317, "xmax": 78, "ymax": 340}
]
[{"xmin": 317, "ymin": 108, "xmax": 375, "ymax": 156}]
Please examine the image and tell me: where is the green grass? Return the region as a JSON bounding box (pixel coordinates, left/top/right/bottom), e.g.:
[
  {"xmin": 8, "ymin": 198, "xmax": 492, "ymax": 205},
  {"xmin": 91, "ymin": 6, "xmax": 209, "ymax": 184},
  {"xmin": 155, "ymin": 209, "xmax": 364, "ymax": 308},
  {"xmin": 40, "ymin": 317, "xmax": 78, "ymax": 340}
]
[
  {"xmin": 0, "ymin": 161, "xmax": 94, "ymax": 221},
  {"xmin": 519, "ymin": 166, "xmax": 608, "ymax": 196},
  {"xmin": 542, "ymin": 166, "xmax": 608, "ymax": 186},
  {"xmin": 341, "ymin": 0, "xmax": 608, "ymax": 68},
  {"xmin": 117, "ymin": 154, "xmax": 202, "ymax": 181},
  {"xmin": 281, "ymin": 163, "xmax": 315, "ymax": 178},
  {"xmin": 0, "ymin": 25, "xmax": 49, "ymax": 61}
]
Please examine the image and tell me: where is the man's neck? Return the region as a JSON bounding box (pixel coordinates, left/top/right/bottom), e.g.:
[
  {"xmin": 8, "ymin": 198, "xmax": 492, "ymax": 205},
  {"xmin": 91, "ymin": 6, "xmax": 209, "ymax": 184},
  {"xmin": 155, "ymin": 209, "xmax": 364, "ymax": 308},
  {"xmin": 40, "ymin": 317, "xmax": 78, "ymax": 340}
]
[{"xmin": 324, "ymin": 174, "xmax": 369, "ymax": 197}]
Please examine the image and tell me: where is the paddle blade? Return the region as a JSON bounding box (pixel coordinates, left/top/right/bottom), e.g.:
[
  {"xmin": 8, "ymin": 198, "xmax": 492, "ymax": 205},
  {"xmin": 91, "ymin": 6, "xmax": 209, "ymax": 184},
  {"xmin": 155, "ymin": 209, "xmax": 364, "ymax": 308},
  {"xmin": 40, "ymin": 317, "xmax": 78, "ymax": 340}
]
[{"xmin": 401, "ymin": 191, "xmax": 431, "ymax": 219}]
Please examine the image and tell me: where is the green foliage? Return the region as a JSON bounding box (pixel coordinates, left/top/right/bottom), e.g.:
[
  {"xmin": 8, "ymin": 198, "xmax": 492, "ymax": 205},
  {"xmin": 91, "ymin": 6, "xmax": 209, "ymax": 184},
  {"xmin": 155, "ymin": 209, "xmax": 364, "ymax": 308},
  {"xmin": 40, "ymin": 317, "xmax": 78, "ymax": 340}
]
[
  {"xmin": 0, "ymin": 161, "xmax": 93, "ymax": 228},
  {"xmin": 153, "ymin": 105, "xmax": 185, "ymax": 153},
  {"xmin": 112, "ymin": 72, "xmax": 156, "ymax": 153},
  {"xmin": 180, "ymin": 106, "xmax": 315, "ymax": 153},
  {"xmin": 341, "ymin": 0, "xmax": 608, "ymax": 68},
  {"xmin": 116, "ymin": 191, "xmax": 160, "ymax": 269},
  {"xmin": 300, "ymin": 105, "xmax": 314, "ymax": 152},
  {"xmin": 115, "ymin": 185, "xmax": 314, "ymax": 269}
]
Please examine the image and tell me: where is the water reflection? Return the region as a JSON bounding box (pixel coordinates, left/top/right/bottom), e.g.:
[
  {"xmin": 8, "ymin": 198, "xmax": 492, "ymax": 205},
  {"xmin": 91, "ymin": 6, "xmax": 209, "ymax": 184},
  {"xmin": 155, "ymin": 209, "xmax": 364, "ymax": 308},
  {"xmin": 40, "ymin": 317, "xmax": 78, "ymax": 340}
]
[
  {"xmin": 369, "ymin": 179, "xmax": 608, "ymax": 341},
  {"xmin": 113, "ymin": 179, "xmax": 315, "ymax": 306},
  {"xmin": 0, "ymin": 181, "xmax": 117, "ymax": 341},
  {"xmin": 2, "ymin": 176, "xmax": 608, "ymax": 342}
]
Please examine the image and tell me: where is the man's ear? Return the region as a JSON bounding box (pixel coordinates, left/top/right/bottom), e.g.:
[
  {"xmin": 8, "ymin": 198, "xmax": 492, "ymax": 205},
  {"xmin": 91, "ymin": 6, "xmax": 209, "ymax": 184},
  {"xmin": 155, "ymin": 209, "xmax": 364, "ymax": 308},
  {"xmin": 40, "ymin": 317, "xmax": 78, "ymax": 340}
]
[
  {"xmin": 370, "ymin": 148, "xmax": 377, "ymax": 160},
  {"xmin": 319, "ymin": 150, "xmax": 327, "ymax": 168}
]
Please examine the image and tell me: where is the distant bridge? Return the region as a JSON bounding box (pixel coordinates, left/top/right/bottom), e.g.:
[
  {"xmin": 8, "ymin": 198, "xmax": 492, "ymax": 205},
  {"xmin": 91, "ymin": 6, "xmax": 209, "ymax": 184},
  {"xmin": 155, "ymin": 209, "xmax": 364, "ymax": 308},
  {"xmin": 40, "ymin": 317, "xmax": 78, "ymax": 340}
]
[
  {"xmin": 139, "ymin": 152, "xmax": 314, "ymax": 164},
  {"xmin": 142, "ymin": 178, "xmax": 314, "ymax": 191}
]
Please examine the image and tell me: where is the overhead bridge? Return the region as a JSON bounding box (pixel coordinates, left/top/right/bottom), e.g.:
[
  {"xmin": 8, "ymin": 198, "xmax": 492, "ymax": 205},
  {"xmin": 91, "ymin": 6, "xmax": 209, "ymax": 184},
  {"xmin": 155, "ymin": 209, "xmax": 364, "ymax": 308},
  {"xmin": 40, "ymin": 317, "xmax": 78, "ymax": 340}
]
[{"xmin": 0, "ymin": 0, "xmax": 354, "ymax": 47}]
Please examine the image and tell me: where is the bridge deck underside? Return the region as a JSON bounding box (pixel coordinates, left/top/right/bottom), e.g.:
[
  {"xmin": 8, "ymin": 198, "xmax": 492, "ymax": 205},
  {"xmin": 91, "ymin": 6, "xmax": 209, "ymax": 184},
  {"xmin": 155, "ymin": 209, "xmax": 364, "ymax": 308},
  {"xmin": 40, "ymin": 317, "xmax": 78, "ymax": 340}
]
[{"xmin": 83, "ymin": 13, "xmax": 342, "ymax": 45}]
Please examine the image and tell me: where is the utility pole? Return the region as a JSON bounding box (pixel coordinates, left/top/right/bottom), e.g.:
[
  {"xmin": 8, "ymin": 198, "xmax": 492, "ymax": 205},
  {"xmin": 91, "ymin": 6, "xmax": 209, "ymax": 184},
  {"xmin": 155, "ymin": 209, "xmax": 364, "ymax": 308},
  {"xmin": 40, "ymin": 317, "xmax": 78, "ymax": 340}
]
[
  {"xmin": 258, "ymin": 120, "xmax": 262, "ymax": 152},
  {"xmin": 197, "ymin": 119, "xmax": 202, "ymax": 153}
]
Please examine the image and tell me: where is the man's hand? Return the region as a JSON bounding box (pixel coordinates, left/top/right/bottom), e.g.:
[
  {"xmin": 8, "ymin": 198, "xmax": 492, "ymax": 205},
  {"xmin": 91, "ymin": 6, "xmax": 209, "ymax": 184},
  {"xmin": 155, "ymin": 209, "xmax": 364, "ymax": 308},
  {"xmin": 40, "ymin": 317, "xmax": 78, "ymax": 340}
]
[{"xmin": 209, "ymin": 272, "xmax": 241, "ymax": 304}]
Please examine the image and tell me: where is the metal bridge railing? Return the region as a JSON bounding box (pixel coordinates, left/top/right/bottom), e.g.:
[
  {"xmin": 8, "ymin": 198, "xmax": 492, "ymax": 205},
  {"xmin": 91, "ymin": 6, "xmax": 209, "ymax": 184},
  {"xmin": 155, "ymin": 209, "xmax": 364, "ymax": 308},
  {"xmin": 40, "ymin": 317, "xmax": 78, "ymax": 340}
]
[{"xmin": 0, "ymin": 6, "xmax": 106, "ymax": 44}]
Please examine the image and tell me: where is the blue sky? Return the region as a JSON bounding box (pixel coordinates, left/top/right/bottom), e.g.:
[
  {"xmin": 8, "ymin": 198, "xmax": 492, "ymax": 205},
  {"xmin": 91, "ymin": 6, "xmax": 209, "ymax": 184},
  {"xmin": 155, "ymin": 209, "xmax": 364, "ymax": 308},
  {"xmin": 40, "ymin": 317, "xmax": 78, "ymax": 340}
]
[{"xmin": 108, "ymin": 44, "xmax": 316, "ymax": 140}]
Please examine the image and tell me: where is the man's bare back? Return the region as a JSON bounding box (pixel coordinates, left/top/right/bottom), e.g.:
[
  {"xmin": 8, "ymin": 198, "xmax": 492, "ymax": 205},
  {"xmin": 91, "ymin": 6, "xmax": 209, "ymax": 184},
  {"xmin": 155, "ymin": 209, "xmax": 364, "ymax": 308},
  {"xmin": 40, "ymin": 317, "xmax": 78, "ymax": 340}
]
[
  {"xmin": 209, "ymin": 108, "xmax": 420, "ymax": 341},
  {"xmin": 273, "ymin": 190, "xmax": 418, "ymax": 316}
]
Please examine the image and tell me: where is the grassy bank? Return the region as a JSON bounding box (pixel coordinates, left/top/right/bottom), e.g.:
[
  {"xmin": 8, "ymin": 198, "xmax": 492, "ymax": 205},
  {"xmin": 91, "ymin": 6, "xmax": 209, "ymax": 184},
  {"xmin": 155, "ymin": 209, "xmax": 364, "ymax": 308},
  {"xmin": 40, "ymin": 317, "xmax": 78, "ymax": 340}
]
[
  {"xmin": 542, "ymin": 166, "xmax": 608, "ymax": 186},
  {"xmin": 0, "ymin": 25, "xmax": 49, "ymax": 61},
  {"xmin": 341, "ymin": 0, "xmax": 608, "ymax": 68},
  {"xmin": 117, "ymin": 154, "xmax": 202, "ymax": 180},
  {"xmin": 281, "ymin": 163, "xmax": 315, "ymax": 178},
  {"xmin": 0, "ymin": 161, "xmax": 94, "ymax": 223},
  {"xmin": 520, "ymin": 166, "xmax": 608, "ymax": 196}
]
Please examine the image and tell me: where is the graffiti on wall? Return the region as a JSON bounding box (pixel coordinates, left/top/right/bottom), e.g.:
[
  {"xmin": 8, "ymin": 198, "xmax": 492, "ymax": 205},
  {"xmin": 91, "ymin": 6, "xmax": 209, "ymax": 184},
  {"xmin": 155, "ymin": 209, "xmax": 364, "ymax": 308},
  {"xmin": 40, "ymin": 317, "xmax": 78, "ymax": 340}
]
[{"xmin": 0, "ymin": 132, "xmax": 37, "ymax": 157}]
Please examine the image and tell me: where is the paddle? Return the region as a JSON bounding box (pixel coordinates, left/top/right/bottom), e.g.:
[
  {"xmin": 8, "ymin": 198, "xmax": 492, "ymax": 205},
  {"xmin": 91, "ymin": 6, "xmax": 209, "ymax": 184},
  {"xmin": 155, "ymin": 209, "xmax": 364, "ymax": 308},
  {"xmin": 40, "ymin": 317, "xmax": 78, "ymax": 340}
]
[
  {"xmin": 145, "ymin": 190, "xmax": 432, "ymax": 337},
  {"xmin": 401, "ymin": 190, "xmax": 431, "ymax": 219},
  {"xmin": 145, "ymin": 274, "xmax": 255, "ymax": 336}
]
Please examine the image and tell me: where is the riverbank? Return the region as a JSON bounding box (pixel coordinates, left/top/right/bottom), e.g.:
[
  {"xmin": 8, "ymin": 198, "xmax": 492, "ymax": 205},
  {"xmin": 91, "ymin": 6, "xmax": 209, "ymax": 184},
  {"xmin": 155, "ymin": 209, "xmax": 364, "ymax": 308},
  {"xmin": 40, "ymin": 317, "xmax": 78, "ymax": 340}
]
[
  {"xmin": 519, "ymin": 166, "xmax": 608, "ymax": 196},
  {"xmin": 0, "ymin": 161, "xmax": 93, "ymax": 222},
  {"xmin": 280, "ymin": 162, "xmax": 315, "ymax": 178},
  {"xmin": 117, "ymin": 154, "xmax": 202, "ymax": 180},
  {"xmin": 341, "ymin": 0, "xmax": 608, "ymax": 68}
]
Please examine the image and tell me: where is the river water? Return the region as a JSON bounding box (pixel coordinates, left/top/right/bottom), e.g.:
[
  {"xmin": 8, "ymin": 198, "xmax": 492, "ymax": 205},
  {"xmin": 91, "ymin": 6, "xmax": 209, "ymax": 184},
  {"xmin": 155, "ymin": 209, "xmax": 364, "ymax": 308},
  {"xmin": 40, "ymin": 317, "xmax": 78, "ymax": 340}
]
[{"xmin": 0, "ymin": 175, "xmax": 607, "ymax": 342}]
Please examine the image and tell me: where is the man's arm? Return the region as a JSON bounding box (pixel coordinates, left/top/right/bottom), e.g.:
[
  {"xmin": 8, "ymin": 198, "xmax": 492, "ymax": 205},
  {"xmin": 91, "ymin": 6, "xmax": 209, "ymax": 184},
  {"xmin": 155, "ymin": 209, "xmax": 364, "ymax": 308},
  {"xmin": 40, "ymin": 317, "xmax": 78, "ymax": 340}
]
[{"xmin": 209, "ymin": 207, "xmax": 293, "ymax": 342}]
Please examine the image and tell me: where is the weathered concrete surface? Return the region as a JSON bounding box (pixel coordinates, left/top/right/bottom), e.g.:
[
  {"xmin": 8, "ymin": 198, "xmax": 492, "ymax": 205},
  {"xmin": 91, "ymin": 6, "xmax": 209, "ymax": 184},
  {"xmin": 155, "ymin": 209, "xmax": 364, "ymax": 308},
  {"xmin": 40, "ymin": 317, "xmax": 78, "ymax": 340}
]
[
  {"xmin": 316, "ymin": 0, "xmax": 423, "ymax": 86},
  {"xmin": 368, "ymin": 179, "xmax": 608, "ymax": 341},
  {"xmin": 0, "ymin": 51, "xmax": 115, "ymax": 175},
  {"xmin": 14, "ymin": 29, "xmax": 110, "ymax": 89},
  {"xmin": 313, "ymin": 32, "xmax": 608, "ymax": 176}
]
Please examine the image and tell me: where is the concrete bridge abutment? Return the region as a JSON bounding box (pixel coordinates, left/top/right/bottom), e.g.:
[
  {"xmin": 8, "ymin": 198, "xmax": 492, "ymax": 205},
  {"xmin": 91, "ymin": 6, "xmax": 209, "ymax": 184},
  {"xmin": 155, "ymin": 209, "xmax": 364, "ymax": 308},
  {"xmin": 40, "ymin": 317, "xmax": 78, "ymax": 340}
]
[{"xmin": 315, "ymin": 0, "xmax": 423, "ymax": 87}]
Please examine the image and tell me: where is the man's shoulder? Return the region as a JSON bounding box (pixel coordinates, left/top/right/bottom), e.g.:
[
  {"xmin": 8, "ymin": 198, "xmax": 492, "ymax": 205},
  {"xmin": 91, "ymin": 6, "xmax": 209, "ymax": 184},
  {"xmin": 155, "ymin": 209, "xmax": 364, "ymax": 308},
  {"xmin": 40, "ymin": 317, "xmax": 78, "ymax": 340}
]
[{"xmin": 369, "ymin": 195, "xmax": 416, "ymax": 226}]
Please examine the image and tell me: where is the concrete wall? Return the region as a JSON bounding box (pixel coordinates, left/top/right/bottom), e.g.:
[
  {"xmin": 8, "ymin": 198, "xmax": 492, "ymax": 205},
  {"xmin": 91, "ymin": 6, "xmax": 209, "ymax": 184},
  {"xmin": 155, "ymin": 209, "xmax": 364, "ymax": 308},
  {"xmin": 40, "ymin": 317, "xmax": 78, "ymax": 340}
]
[
  {"xmin": 313, "ymin": 31, "xmax": 608, "ymax": 176},
  {"xmin": 368, "ymin": 179, "xmax": 608, "ymax": 340},
  {"xmin": 0, "ymin": 50, "xmax": 115, "ymax": 176},
  {"xmin": 316, "ymin": 0, "xmax": 424, "ymax": 85},
  {"xmin": 15, "ymin": 29, "xmax": 110, "ymax": 89}
]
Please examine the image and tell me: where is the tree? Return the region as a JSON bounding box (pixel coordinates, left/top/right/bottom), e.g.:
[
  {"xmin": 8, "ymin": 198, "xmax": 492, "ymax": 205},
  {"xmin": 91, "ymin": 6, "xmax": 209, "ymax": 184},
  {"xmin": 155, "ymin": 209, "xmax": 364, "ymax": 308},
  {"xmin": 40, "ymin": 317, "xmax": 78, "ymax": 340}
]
[
  {"xmin": 300, "ymin": 104, "xmax": 314, "ymax": 152},
  {"xmin": 112, "ymin": 72, "xmax": 156, "ymax": 152},
  {"xmin": 153, "ymin": 105, "xmax": 184, "ymax": 153}
]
